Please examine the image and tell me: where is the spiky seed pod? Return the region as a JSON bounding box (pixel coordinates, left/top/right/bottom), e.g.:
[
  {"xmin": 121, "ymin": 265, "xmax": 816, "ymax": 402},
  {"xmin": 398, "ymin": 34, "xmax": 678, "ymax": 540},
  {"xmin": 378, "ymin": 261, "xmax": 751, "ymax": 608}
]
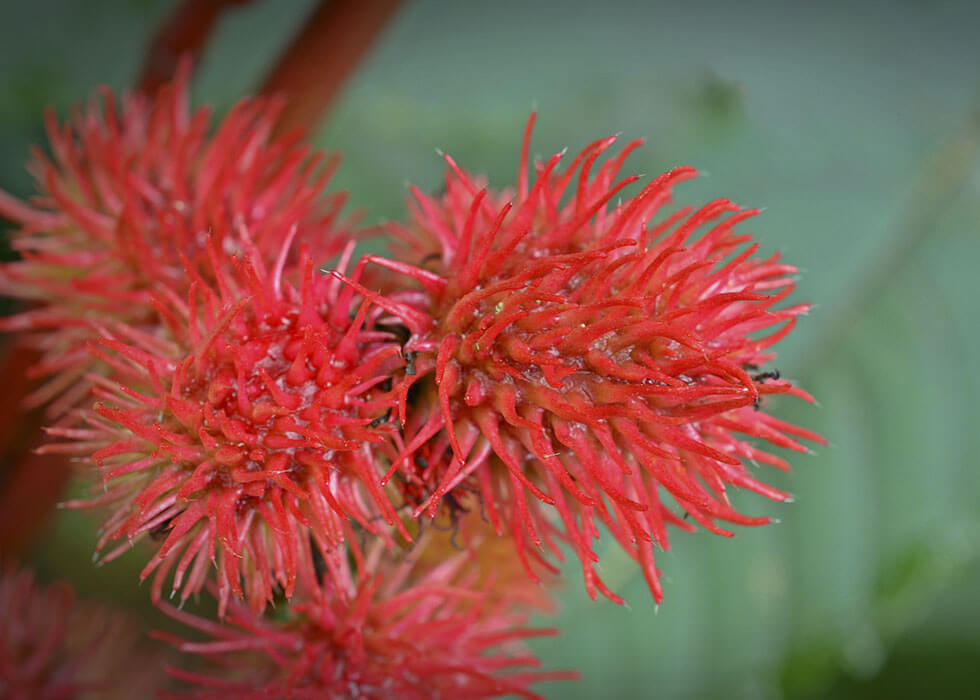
[
  {"xmin": 0, "ymin": 71, "xmax": 351, "ymax": 417},
  {"xmin": 157, "ymin": 526, "xmax": 575, "ymax": 700},
  {"xmin": 0, "ymin": 567, "xmax": 167, "ymax": 698},
  {"xmin": 342, "ymin": 115, "xmax": 824, "ymax": 603},
  {"xmin": 47, "ymin": 235, "xmax": 410, "ymax": 615},
  {"xmin": 388, "ymin": 382, "xmax": 573, "ymax": 589}
]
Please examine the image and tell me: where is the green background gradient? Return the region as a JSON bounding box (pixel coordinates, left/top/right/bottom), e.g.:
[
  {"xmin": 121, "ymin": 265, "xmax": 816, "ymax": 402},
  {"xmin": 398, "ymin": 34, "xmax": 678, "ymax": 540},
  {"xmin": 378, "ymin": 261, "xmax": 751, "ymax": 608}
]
[{"xmin": 2, "ymin": 1, "xmax": 978, "ymax": 697}]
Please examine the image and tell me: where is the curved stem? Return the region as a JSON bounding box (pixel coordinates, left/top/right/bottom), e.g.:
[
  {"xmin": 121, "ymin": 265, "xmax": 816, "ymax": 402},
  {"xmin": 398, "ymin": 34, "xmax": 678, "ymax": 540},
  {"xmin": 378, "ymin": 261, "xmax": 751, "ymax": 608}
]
[
  {"xmin": 137, "ymin": 0, "xmax": 255, "ymax": 93},
  {"xmin": 259, "ymin": 0, "xmax": 404, "ymax": 138},
  {"xmin": 0, "ymin": 343, "xmax": 71, "ymax": 558}
]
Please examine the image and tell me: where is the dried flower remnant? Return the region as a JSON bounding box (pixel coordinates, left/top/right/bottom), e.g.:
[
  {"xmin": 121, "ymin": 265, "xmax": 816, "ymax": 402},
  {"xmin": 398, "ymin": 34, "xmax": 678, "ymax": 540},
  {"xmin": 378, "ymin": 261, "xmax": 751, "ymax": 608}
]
[
  {"xmin": 48, "ymin": 237, "xmax": 410, "ymax": 615},
  {"xmin": 0, "ymin": 567, "xmax": 166, "ymax": 699},
  {"xmin": 0, "ymin": 72, "xmax": 350, "ymax": 417},
  {"xmin": 343, "ymin": 115, "xmax": 824, "ymax": 603},
  {"xmin": 158, "ymin": 527, "xmax": 574, "ymax": 700}
]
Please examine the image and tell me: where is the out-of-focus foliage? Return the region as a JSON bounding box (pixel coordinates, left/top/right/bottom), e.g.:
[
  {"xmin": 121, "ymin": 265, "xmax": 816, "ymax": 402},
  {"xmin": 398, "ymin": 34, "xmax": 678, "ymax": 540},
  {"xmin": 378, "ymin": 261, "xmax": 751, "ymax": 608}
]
[{"xmin": 2, "ymin": 1, "xmax": 978, "ymax": 697}]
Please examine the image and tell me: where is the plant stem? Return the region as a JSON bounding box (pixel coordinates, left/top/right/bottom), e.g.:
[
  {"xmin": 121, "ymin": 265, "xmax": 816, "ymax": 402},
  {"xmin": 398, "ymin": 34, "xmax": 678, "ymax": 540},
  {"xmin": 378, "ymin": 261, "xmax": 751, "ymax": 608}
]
[
  {"xmin": 137, "ymin": 0, "xmax": 255, "ymax": 93},
  {"xmin": 259, "ymin": 0, "xmax": 404, "ymax": 138},
  {"xmin": 0, "ymin": 343, "xmax": 70, "ymax": 558}
]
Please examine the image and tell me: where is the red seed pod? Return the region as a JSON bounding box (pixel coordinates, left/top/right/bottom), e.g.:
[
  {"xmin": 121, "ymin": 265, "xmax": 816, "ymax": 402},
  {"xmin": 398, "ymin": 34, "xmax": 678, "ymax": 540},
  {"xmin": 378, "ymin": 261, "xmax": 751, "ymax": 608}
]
[
  {"xmin": 47, "ymin": 236, "xmax": 411, "ymax": 615},
  {"xmin": 0, "ymin": 71, "xmax": 352, "ymax": 417},
  {"xmin": 0, "ymin": 567, "xmax": 167, "ymax": 698},
  {"xmin": 157, "ymin": 524, "xmax": 576, "ymax": 700},
  {"xmin": 340, "ymin": 115, "xmax": 824, "ymax": 604}
]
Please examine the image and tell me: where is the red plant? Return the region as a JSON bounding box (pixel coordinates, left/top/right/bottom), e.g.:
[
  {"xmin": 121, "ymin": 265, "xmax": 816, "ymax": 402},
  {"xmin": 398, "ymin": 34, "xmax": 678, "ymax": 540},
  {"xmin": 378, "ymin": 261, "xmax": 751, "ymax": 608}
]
[
  {"xmin": 157, "ymin": 523, "xmax": 575, "ymax": 700},
  {"xmin": 339, "ymin": 115, "xmax": 824, "ymax": 603},
  {"xmin": 47, "ymin": 236, "xmax": 410, "ymax": 615},
  {"xmin": 1, "ymin": 52, "xmax": 821, "ymax": 694},
  {"xmin": 0, "ymin": 70, "xmax": 350, "ymax": 418},
  {"xmin": 0, "ymin": 567, "xmax": 166, "ymax": 699}
]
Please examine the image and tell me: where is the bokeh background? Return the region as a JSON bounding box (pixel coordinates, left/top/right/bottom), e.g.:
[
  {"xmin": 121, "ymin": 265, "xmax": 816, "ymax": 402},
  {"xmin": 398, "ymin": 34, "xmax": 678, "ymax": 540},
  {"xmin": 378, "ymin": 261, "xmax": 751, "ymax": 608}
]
[{"xmin": 2, "ymin": 1, "xmax": 979, "ymax": 698}]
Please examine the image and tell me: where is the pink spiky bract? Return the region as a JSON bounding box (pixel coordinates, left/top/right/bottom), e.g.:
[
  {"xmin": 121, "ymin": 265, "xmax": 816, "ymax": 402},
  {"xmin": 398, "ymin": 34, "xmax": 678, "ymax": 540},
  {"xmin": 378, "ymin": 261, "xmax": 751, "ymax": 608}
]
[
  {"xmin": 344, "ymin": 115, "xmax": 825, "ymax": 604},
  {"xmin": 156, "ymin": 527, "xmax": 576, "ymax": 700},
  {"xmin": 0, "ymin": 71, "xmax": 352, "ymax": 418},
  {"xmin": 0, "ymin": 567, "xmax": 166, "ymax": 699},
  {"xmin": 48, "ymin": 235, "xmax": 411, "ymax": 616}
]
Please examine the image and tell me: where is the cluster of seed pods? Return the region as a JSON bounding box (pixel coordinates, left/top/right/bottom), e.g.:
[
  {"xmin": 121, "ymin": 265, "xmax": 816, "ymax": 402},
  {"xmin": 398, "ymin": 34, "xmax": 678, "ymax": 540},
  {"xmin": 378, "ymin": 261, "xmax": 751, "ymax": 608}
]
[{"xmin": 0, "ymin": 81, "xmax": 820, "ymax": 697}]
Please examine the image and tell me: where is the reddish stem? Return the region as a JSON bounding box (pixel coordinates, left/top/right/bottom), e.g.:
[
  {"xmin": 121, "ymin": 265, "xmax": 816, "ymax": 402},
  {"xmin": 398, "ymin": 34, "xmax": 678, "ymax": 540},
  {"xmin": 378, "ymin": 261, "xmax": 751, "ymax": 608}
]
[
  {"xmin": 0, "ymin": 342, "xmax": 71, "ymax": 558},
  {"xmin": 0, "ymin": 344, "xmax": 41, "ymax": 460},
  {"xmin": 137, "ymin": 0, "xmax": 255, "ymax": 93},
  {"xmin": 260, "ymin": 0, "xmax": 404, "ymax": 138},
  {"xmin": 0, "ymin": 452, "xmax": 71, "ymax": 560}
]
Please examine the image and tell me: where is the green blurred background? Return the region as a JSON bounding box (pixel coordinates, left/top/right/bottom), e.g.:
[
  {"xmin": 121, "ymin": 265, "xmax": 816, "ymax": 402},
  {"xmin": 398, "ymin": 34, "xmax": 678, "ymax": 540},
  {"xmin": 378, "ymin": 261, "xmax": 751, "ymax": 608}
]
[{"xmin": 2, "ymin": 1, "xmax": 979, "ymax": 698}]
